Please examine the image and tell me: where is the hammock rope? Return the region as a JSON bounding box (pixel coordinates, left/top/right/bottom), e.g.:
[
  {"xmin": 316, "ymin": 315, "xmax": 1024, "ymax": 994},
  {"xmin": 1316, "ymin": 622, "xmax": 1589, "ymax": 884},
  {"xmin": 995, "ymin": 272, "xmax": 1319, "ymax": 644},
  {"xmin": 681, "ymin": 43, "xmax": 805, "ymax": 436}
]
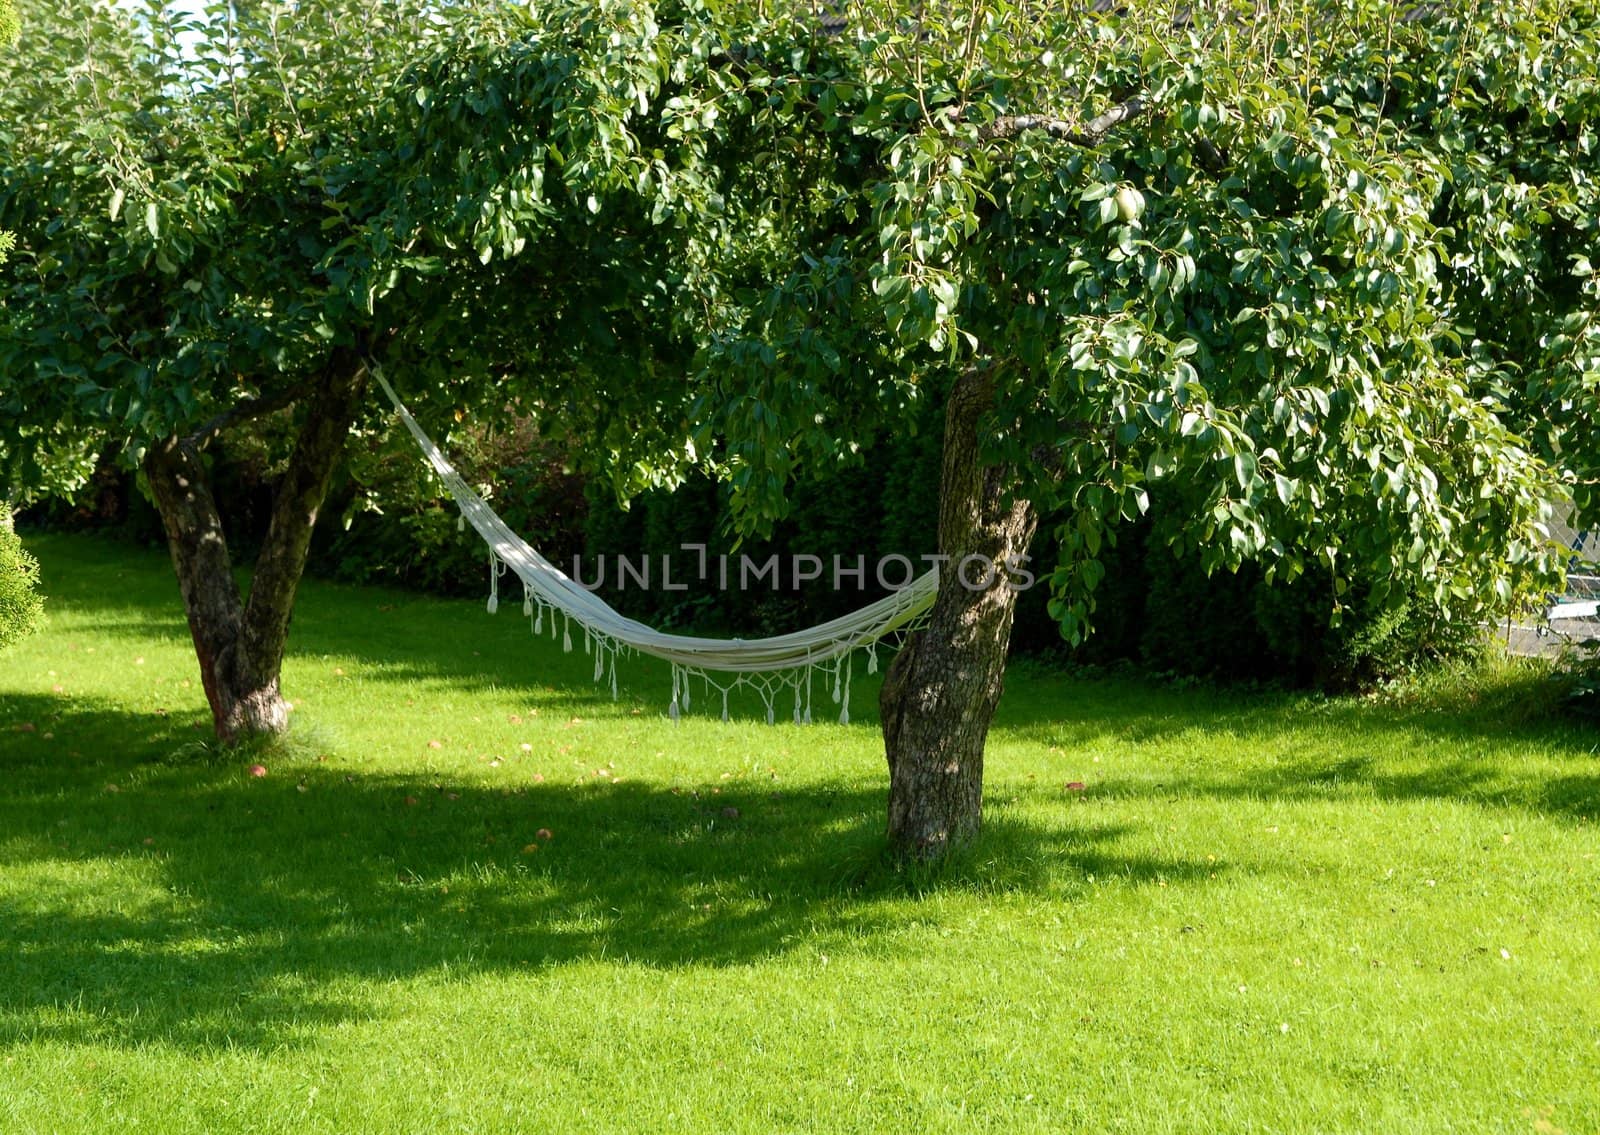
[{"xmin": 374, "ymin": 371, "xmax": 937, "ymax": 721}]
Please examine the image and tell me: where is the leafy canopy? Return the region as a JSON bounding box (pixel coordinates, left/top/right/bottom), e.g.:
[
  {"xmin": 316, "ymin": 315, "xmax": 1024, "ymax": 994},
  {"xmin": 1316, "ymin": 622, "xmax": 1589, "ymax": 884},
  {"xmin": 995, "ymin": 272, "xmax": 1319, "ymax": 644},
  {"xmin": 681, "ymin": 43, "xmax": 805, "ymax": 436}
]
[
  {"xmin": 0, "ymin": 0, "xmax": 699, "ymax": 500},
  {"xmin": 4, "ymin": 0, "xmax": 1596, "ymax": 638},
  {"xmin": 648, "ymin": 1, "xmax": 1594, "ymax": 633}
]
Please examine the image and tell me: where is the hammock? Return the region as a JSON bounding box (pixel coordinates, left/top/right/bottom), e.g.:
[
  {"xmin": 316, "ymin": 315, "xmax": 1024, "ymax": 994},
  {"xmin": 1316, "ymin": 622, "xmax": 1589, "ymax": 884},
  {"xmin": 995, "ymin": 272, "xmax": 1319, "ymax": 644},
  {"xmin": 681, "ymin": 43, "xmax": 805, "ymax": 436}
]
[{"xmin": 375, "ymin": 372, "xmax": 937, "ymax": 723}]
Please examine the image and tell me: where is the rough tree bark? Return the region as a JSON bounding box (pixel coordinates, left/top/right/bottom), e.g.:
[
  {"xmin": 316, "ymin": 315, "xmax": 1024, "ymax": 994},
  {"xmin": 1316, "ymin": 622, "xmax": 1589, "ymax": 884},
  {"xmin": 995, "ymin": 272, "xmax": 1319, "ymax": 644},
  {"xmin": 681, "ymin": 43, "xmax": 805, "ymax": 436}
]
[
  {"xmin": 879, "ymin": 366, "xmax": 1039, "ymax": 860},
  {"xmin": 143, "ymin": 353, "xmax": 368, "ymax": 742}
]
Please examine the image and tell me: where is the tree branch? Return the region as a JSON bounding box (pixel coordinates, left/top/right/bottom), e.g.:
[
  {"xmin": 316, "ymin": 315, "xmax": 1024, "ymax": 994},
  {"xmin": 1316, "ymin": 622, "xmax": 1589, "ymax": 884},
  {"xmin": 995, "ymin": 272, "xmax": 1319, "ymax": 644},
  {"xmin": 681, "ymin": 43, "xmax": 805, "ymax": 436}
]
[
  {"xmin": 241, "ymin": 351, "xmax": 369, "ymax": 682},
  {"xmin": 978, "ymin": 96, "xmax": 1145, "ymax": 146},
  {"xmin": 185, "ymin": 387, "xmax": 299, "ymax": 451},
  {"xmin": 1195, "ymin": 136, "xmax": 1228, "ymax": 175}
]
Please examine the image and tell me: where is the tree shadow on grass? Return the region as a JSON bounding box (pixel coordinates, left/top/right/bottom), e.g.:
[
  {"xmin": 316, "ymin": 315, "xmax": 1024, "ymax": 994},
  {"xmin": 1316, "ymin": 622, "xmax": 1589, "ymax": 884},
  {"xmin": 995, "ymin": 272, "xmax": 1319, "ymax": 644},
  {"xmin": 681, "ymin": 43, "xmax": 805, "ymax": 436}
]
[
  {"xmin": 9, "ymin": 539, "xmax": 1593, "ymax": 1054},
  {"xmin": 1082, "ymin": 753, "xmax": 1600, "ymax": 824},
  {"xmin": 995, "ymin": 669, "xmax": 1599, "ymax": 824},
  {"xmin": 0, "ymin": 693, "xmax": 1217, "ymax": 1055},
  {"xmin": 998, "ymin": 663, "xmax": 1597, "ymax": 760}
]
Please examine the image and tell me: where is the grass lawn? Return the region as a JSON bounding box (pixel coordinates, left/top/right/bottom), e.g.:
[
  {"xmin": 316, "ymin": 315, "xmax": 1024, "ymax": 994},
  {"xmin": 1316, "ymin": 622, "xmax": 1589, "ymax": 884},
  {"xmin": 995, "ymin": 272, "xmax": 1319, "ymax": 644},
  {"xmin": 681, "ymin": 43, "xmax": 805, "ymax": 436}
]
[{"xmin": 2, "ymin": 532, "xmax": 1597, "ymax": 1133}]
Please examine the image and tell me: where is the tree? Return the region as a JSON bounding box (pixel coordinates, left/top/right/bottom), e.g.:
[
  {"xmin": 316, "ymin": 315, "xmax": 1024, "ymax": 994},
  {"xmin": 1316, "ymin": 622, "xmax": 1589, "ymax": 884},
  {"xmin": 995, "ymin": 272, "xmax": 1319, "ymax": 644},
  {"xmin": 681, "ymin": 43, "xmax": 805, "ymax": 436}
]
[
  {"xmin": 0, "ymin": 0, "xmax": 697, "ymax": 738},
  {"xmin": 630, "ymin": 0, "xmax": 1593, "ymax": 855}
]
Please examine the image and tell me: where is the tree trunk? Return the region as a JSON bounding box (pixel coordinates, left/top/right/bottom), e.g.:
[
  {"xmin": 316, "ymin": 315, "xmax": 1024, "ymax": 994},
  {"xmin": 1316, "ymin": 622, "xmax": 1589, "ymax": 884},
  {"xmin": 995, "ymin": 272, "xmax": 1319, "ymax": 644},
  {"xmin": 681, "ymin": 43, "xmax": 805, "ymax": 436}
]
[
  {"xmin": 880, "ymin": 367, "xmax": 1038, "ymax": 860},
  {"xmin": 143, "ymin": 354, "xmax": 368, "ymax": 743}
]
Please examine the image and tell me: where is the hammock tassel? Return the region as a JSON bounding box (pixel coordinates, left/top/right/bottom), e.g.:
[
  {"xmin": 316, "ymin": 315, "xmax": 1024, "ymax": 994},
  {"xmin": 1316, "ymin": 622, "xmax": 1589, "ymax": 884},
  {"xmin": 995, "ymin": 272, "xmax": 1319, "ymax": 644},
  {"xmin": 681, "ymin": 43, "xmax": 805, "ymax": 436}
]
[
  {"xmin": 721, "ymin": 689, "xmax": 730, "ymax": 724},
  {"xmin": 866, "ymin": 644, "xmax": 878, "ymax": 675},
  {"xmin": 562, "ymin": 617, "xmax": 572, "ymax": 654}
]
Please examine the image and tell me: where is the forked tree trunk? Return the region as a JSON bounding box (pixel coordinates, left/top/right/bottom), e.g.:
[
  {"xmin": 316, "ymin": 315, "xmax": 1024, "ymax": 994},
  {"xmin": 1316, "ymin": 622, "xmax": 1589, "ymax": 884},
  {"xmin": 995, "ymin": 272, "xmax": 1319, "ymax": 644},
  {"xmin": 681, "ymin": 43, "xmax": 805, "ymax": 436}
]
[
  {"xmin": 143, "ymin": 355, "xmax": 368, "ymax": 743},
  {"xmin": 145, "ymin": 437, "xmax": 279, "ymax": 740},
  {"xmin": 879, "ymin": 367, "xmax": 1039, "ymax": 860}
]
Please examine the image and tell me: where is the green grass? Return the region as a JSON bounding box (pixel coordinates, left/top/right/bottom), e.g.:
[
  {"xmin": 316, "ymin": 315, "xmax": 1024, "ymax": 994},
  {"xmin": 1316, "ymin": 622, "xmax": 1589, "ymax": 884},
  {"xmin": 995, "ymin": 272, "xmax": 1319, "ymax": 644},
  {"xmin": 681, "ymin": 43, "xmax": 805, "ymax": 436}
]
[{"xmin": 2, "ymin": 533, "xmax": 1598, "ymax": 1133}]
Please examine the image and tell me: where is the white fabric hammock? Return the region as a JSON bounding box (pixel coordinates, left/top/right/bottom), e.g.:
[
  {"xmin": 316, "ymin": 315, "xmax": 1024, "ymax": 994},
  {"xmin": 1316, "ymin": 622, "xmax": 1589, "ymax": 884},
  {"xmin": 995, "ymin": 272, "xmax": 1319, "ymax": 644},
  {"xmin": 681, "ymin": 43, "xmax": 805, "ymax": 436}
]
[{"xmin": 375, "ymin": 372, "xmax": 936, "ymax": 722}]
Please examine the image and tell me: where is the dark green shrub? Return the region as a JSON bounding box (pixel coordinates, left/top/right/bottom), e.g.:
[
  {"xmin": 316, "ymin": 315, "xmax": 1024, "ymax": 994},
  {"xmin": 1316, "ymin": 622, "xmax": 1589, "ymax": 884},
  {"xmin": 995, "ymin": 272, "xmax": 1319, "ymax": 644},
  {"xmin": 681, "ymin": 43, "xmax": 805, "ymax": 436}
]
[
  {"xmin": 1139, "ymin": 548, "xmax": 1279, "ymax": 681},
  {"xmin": 875, "ymin": 411, "xmax": 942, "ymax": 562},
  {"xmin": 1013, "ymin": 513, "xmax": 1149, "ymax": 662},
  {"xmin": 1128, "ymin": 489, "xmax": 1485, "ymax": 690},
  {"xmin": 578, "ymin": 399, "xmax": 946, "ymax": 636},
  {"xmin": 1254, "ymin": 574, "xmax": 1487, "ymax": 691}
]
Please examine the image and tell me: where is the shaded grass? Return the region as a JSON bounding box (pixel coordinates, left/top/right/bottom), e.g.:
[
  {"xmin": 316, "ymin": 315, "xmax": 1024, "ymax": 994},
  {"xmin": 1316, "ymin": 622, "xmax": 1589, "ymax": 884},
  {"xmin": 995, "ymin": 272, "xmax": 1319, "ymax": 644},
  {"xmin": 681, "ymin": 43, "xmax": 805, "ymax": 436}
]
[{"xmin": 1, "ymin": 533, "xmax": 1597, "ymax": 1133}]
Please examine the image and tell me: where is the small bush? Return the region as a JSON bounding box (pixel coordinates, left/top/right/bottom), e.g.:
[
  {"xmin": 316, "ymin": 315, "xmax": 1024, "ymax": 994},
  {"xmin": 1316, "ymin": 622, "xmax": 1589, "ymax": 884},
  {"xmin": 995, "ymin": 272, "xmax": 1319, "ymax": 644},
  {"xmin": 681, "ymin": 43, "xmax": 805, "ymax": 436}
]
[
  {"xmin": 0, "ymin": 514, "xmax": 45, "ymax": 652},
  {"xmin": 1132, "ymin": 532, "xmax": 1486, "ymax": 691},
  {"xmin": 1380, "ymin": 651, "xmax": 1575, "ymax": 727},
  {"xmin": 1254, "ymin": 574, "xmax": 1488, "ymax": 692}
]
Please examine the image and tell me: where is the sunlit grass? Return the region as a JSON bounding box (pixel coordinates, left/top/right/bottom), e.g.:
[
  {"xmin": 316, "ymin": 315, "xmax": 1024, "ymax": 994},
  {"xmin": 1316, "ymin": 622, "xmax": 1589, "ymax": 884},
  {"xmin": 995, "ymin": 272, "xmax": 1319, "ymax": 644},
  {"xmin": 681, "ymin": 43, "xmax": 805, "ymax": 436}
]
[{"xmin": 1, "ymin": 533, "xmax": 1597, "ymax": 1133}]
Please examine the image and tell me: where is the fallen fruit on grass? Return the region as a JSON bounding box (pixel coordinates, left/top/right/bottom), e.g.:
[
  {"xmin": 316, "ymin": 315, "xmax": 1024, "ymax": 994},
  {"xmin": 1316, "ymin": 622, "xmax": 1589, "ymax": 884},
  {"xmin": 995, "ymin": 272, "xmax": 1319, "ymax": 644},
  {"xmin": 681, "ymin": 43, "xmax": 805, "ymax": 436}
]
[
  {"xmin": 248, "ymin": 764, "xmax": 268, "ymax": 778},
  {"xmin": 1065, "ymin": 781, "xmax": 1086, "ymax": 791},
  {"xmin": 536, "ymin": 828, "xmax": 553, "ymax": 841}
]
